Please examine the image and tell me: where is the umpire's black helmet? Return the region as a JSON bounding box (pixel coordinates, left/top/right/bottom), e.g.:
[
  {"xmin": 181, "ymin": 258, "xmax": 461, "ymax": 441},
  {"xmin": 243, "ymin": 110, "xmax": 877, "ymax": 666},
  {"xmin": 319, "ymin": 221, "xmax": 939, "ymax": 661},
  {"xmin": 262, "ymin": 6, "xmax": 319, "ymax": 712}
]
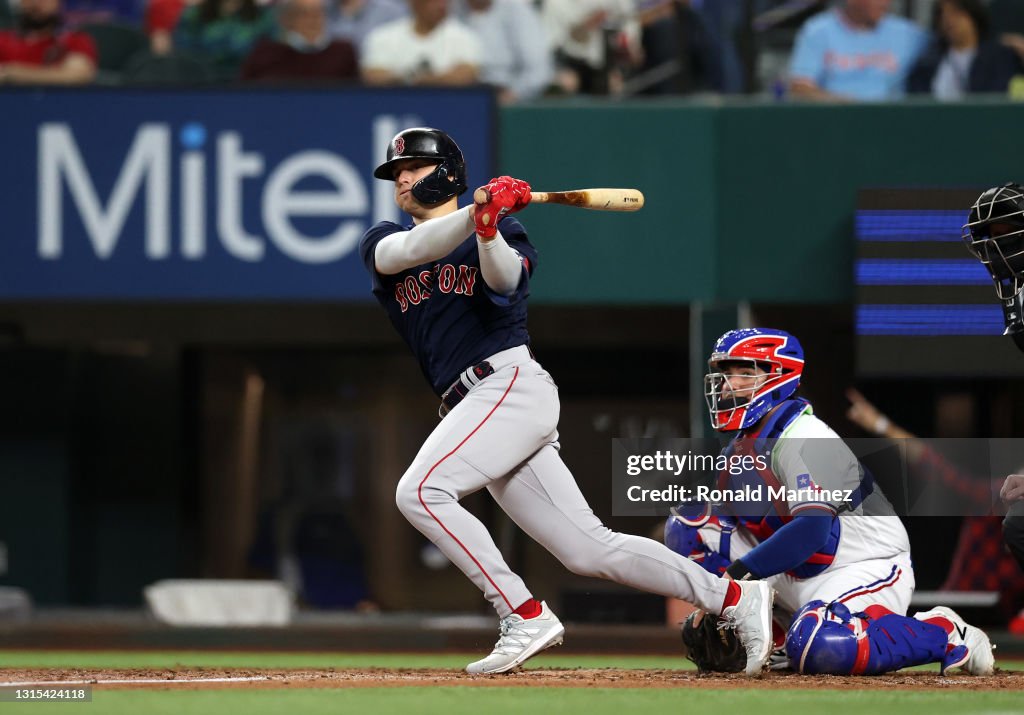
[
  {"xmin": 373, "ymin": 127, "xmax": 468, "ymax": 205},
  {"xmin": 963, "ymin": 182, "xmax": 1024, "ymax": 298}
]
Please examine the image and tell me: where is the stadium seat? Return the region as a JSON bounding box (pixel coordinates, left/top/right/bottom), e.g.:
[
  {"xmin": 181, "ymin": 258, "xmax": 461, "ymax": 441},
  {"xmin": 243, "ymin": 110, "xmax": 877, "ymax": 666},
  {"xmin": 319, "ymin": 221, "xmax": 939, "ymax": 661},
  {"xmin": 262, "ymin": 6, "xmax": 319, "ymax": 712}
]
[
  {"xmin": 79, "ymin": 22, "xmax": 150, "ymax": 84},
  {"xmin": 991, "ymin": 0, "xmax": 1024, "ymax": 35},
  {"xmin": 121, "ymin": 50, "xmax": 216, "ymax": 85}
]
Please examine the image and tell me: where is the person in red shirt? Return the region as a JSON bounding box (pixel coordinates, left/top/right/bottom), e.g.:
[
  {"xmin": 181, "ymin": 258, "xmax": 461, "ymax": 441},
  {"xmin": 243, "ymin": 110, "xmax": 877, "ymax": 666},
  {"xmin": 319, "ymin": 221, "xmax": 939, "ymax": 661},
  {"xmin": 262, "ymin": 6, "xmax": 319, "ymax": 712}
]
[
  {"xmin": 0, "ymin": 0, "xmax": 97, "ymax": 84},
  {"xmin": 240, "ymin": 0, "xmax": 358, "ymax": 81},
  {"xmin": 146, "ymin": 0, "xmax": 186, "ymax": 55}
]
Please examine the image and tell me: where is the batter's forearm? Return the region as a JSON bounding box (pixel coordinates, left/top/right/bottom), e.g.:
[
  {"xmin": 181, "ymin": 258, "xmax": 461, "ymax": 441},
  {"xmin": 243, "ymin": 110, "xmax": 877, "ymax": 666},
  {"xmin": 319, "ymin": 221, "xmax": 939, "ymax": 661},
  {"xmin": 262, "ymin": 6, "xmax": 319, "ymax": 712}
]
[
  {"xmin": 373, "ymin": 206, "xmax": 475, "ymax": 275},
  {"xmin": 477, "ymin": 231, "xmax": 523, "ymax": 296}
]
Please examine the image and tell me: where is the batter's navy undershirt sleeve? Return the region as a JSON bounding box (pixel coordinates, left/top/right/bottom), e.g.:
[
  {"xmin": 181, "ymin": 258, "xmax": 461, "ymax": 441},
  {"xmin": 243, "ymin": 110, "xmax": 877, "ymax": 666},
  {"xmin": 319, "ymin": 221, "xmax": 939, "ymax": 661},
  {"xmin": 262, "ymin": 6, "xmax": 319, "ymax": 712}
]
[{"xmin": 733, "ymin": 514, "xmax": 835, "ymax": 580}]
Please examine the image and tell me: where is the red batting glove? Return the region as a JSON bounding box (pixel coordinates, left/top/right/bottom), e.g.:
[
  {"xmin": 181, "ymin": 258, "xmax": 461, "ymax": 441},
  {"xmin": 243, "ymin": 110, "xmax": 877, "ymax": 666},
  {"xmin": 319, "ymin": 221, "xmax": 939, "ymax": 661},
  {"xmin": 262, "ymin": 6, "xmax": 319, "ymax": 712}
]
[
  {"xmin": 474, "ymin": 176, "xmax": 532, "ymax": 239},
  {"xmin": 494, "ymin": 176, "xmax": 532, "ymax": 211}
]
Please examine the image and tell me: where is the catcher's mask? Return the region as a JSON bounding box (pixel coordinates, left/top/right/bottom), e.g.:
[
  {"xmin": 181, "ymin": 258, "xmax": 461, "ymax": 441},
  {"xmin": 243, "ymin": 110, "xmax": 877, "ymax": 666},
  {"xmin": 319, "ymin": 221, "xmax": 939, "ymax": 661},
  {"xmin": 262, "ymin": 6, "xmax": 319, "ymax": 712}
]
[
  {"xmin": 963, "ymin": 182, "xmax": 1024, "ymax": 300},
  {"xmin": 373, "ymin": 127, "xmax": 468, "ymax": 206},
  {"xmin": 705, "ymin": 328, "xmax": 804, "ymax": 432}
]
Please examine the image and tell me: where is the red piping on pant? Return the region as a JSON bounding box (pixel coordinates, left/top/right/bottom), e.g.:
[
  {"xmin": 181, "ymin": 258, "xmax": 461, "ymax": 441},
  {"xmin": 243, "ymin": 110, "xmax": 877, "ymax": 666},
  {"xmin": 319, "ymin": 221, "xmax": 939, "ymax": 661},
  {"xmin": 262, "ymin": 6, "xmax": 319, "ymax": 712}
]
[{"xmin": 418, "ymin": 367, "xmax": 520, "ymax": 611}]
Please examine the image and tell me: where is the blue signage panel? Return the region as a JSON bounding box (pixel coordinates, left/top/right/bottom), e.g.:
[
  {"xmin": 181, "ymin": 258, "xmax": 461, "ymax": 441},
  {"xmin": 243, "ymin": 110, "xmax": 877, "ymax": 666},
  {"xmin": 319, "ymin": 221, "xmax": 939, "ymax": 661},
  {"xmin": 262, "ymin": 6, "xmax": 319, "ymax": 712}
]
[{"xmin": 2, "ymin": 87, "xmax": 495, "ymax": 300}]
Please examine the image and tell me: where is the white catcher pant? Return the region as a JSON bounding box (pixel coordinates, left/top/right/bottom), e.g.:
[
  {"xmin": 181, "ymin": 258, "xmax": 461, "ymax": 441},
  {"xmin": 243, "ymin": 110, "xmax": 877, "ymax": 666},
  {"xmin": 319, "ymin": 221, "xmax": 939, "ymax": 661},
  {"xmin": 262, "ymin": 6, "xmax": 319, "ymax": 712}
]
[{"xmin": 395, "ymin": 346, "xmax": 730, "ymax": 618}]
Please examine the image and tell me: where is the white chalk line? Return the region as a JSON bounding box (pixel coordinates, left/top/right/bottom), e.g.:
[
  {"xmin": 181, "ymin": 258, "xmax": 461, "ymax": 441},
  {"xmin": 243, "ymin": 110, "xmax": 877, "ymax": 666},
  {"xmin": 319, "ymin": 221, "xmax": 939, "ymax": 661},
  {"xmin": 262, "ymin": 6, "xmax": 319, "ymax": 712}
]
[{"xmin": 0, "ymin": 676, "xmax": 270, "ymax": 687}]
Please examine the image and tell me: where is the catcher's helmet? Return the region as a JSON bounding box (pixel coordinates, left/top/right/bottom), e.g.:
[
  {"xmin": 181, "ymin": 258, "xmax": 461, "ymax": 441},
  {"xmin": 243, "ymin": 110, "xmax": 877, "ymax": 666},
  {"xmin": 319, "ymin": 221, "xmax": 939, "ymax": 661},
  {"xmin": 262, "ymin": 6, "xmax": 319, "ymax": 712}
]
[
  {"xmin": 373, "ymin": 127, "xmax": 468, "ymax": 205},
  {"xmin": 705, "ymin": 328, "xmax": 804, "ymax": 432},
  {"xmin": 963, "ymin": 182, "xmax": 1024, "ymax": 299}
]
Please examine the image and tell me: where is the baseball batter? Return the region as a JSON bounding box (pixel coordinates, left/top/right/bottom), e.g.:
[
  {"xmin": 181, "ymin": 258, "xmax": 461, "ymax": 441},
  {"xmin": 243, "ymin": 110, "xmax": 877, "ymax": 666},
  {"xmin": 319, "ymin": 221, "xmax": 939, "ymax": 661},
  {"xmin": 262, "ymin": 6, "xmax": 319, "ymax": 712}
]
[
  {"xmin": 665, "ymin": 327, "xmax": 994, "ymax": 676},
  {"xmin": 358, "ymin": 127, "xmax": 774, "ymax": 675}
]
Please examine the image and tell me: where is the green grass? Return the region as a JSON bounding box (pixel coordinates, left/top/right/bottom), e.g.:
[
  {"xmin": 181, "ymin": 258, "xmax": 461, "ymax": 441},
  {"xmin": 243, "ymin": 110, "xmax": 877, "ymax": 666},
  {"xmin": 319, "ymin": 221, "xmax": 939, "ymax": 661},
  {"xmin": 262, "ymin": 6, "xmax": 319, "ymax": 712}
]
[
  {"xmin": 9, "ymin": 688, "xmax": 1024, "ymax": 715},
  {"xmin": 1, "ymin": 652, "xmax": 1020, "ymax": 715}
]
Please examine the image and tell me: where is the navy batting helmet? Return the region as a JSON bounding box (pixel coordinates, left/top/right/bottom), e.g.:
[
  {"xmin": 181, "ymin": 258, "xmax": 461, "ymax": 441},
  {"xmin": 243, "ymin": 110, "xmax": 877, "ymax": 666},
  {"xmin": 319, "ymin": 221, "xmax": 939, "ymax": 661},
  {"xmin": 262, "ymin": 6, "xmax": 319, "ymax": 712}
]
[
  {"xmin": 373, "ymin": 127, "xmax": 468, "ymax": 205},
  {"xmin": 963, "ymin": 182, "xmax": 1024, "ymax": 299}
]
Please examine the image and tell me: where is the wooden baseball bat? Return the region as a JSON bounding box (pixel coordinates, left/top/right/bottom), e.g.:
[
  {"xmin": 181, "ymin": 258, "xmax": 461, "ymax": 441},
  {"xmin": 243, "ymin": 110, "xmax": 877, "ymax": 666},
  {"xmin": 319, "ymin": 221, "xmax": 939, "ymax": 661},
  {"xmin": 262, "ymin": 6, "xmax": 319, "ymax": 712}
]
[{"xmin": 473, "ymin": 188, "xmax": 645, "ymax": 212}]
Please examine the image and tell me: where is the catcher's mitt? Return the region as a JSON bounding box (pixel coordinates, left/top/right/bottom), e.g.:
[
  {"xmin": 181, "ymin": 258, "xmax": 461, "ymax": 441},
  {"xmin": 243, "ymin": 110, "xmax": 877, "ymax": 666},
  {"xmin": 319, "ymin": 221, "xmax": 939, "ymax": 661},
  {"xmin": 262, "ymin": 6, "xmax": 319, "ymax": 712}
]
[{"xmin": 680, "ymin": 611, "xmax": 746, "ymax": 673}]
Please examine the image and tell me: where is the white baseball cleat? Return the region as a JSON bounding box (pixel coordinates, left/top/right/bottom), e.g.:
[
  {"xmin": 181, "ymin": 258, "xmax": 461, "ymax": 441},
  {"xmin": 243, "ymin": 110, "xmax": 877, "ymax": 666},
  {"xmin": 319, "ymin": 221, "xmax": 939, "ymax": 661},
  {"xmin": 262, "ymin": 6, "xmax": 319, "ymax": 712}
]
[
  {"xmin": 918, "ymin": 606, "xmax": 995, "ymax": 676},
  {"xmin": 465, "ymin": 601, "xmax": 565, "ymax": 675},
  {"xmin": 719, "ymin": 581, "xmax": 775, "ymax": 676}
]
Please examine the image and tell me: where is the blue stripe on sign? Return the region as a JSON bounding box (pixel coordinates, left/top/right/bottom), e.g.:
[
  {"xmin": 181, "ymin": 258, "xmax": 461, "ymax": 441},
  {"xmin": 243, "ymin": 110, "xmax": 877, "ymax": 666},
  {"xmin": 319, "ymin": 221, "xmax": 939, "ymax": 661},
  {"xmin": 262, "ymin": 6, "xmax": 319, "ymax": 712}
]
[
  {"xmin": 855, "ymin": 210, "xmax": 968, "ymax": 242},
  {"xmin": 855, "ymin": 259, "xmax": 991, "ymax": 285},
  {"xmin": 856, "ymin": 305, "xmax": 1004, "ymax": 335}
]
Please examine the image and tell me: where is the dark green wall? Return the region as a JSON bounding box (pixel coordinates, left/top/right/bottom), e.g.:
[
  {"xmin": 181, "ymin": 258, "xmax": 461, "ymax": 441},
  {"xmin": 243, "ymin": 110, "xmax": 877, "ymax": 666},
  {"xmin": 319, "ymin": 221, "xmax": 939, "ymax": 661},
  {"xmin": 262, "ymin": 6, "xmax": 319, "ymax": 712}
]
[
  {"xmin": 0, "ymin": 441, "xmax": 69, "ymax": 602},
  {"xmin": 502, "ymin": 99, "xmax": 1024, "ymax": 304},
  {"xmin": 0, "ymin": 348, "xmax": 185, "ymax": 606}
]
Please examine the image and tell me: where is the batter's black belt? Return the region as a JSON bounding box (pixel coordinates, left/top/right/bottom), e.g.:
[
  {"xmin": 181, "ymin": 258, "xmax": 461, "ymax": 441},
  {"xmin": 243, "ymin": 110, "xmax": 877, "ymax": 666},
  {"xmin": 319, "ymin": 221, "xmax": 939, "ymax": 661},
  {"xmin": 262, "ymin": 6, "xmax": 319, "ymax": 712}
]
[{"xmin": 439, "ymin": 361, "xmax": 495, "ymax": 419}]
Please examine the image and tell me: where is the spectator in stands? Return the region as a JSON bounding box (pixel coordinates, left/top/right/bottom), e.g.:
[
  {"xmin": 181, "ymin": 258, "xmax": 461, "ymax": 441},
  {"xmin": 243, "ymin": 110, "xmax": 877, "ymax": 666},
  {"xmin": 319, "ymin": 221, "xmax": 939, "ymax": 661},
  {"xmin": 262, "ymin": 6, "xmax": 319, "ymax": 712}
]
[
  {"xmin": 694, "ymin": 0, "xmax": 745, "ymax": 92},
  {"xmin": 146, "ymin": 0, "xmax": 186, "ymax": 55},
  {"xmin": 634, "ymin": 0, "xmax": 725, "ymax": 94},
  {"xmin": 907, "ymin": 0, "xmax": 1021, "ymax": 99},
  {"xmin": 173, "ymin": 0, "xmax": 276, "ymax": 77},
  {"xmin": 991, "ymin": 0, "xmax": 1024, "ymax": 70},
  {"xmin": 452, "ymin": 0, "xmax": 552, "ymax": 103},
  {"xmin": 329, "ymin": 0, "xmax": 407, "ymax": 57},
  {"xmin": 991, "ymin": 0, "xmax": 1024, "ymax": 37},
  {"xmin": 0, "ymin": 0, "xmax": 97, "ymax": 84},
  {"xmin": 362, "ymin": 0, "xmax": 479, "ymax": 86},
  {"xmin": 788, "ymin": 0, "xmax": 927, "ymax": 101},
  {"xmin": 241, "ymin": 0, "xmax": 358, "ymax": 81},
  {"xmin": 541, "ymin": 0, "xmax": 639, "ymax": 95},
  {"xmin": 62, "ymin": 0, "xmax": 144, "ymax": 27},
  {"xmin": 63, "ymin": 0, "xmax": 143, "ymax": 27}
]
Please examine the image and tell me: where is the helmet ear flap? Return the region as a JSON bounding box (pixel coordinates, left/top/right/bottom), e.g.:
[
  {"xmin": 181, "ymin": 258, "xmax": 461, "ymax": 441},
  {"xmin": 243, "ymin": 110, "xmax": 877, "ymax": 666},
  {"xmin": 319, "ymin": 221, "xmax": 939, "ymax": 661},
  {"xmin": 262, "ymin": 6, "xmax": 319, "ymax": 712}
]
[{"xmin": 410, "ymin": 161, "xmax": 467, "ymax": 205}]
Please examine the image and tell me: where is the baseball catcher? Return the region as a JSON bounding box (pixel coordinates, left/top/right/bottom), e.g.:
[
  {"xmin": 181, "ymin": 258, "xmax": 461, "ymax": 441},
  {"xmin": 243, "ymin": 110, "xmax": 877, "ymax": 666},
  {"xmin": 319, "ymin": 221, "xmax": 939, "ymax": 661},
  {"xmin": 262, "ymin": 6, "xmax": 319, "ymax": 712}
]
[{"xmin": 665, "ymin": 327, "xmax": 995, "ymax": 676}]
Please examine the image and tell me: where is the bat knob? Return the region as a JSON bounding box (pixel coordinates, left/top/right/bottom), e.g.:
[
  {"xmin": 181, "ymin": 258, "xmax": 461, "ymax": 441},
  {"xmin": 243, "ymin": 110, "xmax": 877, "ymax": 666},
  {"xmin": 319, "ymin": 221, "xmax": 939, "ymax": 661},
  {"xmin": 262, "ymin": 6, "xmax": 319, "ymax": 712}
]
[{"xmin": 474, "ymin": 188, "xmax": 491, "ymax": 204}]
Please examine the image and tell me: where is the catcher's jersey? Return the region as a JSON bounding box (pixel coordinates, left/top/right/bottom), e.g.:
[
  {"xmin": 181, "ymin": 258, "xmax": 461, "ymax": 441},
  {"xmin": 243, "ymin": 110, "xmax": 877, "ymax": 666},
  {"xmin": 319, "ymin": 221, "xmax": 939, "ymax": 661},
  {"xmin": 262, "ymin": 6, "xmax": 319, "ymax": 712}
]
[
  {"xmin": 725, "ymin": 401, "xmax": 910, "ymax": 574},
  {"xmin": 358, "ymin": 215, "xmax": 538, "ymax": 396}
]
